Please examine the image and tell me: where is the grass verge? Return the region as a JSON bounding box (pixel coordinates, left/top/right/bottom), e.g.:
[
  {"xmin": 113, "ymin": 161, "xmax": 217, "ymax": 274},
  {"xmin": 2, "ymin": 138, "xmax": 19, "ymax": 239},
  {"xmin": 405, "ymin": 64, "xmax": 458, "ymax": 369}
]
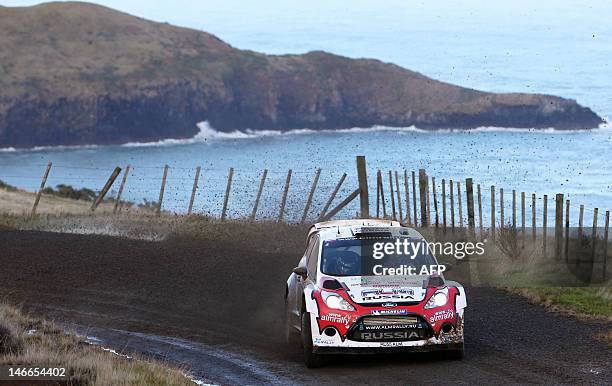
[{"xmin": 0, "ymin": 303, "xmax": 195, "ymax": 385}]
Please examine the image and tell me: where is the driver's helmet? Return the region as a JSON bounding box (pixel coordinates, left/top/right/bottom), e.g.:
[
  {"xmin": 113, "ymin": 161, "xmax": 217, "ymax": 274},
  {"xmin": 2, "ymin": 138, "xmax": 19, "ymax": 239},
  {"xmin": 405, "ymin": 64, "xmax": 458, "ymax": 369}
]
[{"xmin": 335, "ymin": 252, "xmax": 359, "ymax": 275}]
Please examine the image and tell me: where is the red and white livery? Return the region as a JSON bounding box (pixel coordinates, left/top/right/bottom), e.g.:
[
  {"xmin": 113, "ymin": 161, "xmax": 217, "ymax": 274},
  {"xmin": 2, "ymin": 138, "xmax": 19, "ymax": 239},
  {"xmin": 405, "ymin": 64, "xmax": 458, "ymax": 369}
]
[{"xmin": 285, "ymin": 220, "xmax": 466, "ymax": 367}]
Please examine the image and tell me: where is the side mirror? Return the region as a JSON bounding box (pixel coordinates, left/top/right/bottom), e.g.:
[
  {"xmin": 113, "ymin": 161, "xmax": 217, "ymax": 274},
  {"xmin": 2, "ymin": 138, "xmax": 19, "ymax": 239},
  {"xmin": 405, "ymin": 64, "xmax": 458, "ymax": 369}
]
[{"xmin": 292, "ymin": 266, "xmax": 307, "ymax": 278}]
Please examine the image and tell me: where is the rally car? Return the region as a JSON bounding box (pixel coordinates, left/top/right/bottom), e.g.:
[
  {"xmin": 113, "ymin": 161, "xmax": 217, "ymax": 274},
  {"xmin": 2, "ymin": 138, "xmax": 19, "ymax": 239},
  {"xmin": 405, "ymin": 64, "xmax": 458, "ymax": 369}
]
[{"xmin": 285, "ymin": 220, "xmax": 466, "ymax": 367}]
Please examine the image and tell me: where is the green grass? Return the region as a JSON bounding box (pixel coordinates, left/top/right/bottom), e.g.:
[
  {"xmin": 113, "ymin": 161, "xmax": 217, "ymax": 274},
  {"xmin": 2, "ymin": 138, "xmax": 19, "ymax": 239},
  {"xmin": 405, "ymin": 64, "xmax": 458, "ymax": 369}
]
[{"xmin": 512, "ymin": 287, "xmax": 612, "ymax": 318}]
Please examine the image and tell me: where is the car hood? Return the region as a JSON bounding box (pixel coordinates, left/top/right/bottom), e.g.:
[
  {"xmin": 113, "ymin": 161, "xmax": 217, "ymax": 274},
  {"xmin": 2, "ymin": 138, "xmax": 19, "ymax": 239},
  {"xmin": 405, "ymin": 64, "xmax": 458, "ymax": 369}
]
[{"xmin": 332, "ymin": 275, "xmax": 429, "ymax": 304}]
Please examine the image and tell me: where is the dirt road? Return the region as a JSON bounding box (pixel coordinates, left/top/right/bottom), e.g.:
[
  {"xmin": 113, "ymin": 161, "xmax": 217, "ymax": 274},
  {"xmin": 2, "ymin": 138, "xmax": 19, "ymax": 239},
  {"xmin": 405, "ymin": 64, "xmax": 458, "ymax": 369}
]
[{"xmin": 0, "ymin": 230, "xmax": 609, "ymax": 385}]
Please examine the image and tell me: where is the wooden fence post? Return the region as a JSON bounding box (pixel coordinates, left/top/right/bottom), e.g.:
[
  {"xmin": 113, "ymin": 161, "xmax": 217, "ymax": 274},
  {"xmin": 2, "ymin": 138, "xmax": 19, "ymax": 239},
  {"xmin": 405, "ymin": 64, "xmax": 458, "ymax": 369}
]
[
  {"xmin": 31, "ymin": 161, "xmax": 52, "ymax": 217},
  {"xmin": 578, "ymin": 204, "xmax": 584, "ymax": 239},
  {"xmin": 250, "ymin": 169, "xmax": 268, "ymax": 221},
  {"xmin": 604, "ymin": 210, "xmax": 609, "ymax": 281},
  {"xmin": 500, "ymin": 188, "xmax": 504, "ymax": 229},
  {"xmin": 426, "ymin": 177, "xmax": 431, "ymax": 225},
  {"xmin": 543, "ymin": 194, "xmax": 548, "ymax": 254},
  {"xmin": 591, "ymin": 208, "xmax": 599, "ymax": 266},
  {"xmin": 320, "ymin": 189, "xmax": 361, "ymax": 221},
  {"xmin": 155, "ymin": 165, "xmax": 169, "ymax": 215},
  {"xmin": 450, "ymin": 180, "xmax": 455, "ymax": 229},
  {"xmin": 301, "ymin": 168, "xmax": 321, "ymax": 223},
  {"xmin": 532, "ymin": 193, "xmax": 537, "ymax": 240},
  {"xmin": 376, "ymin": 170, "xmax": 381, "ymax": 218},
  {"xmin": 113, "ymin": 165, "xmax": 130, "ymax": 214},
  {"xmin": 404, "ymin": 170, "xmax": 411, "ymax": 225},
  {"xmin": 356, "ymin": 156, "xmax": 369, "ymax": 218},
  {"xmin": 395, "ymin": 171, "xmax": 403, "ymax": 223},
  {"xmin": 442, "ymin": 179, "xmax": 447, "ymax": 231},
  {"xmin": 388, "ymin": 171, "xmax": 397, "ymax": 220},
  {"xmin": 377, "ymin": 171, "xmax": 386, "ymax": 218},
  {"xmin": 93, "ymin": 166, "xmax": 122, "ymax": 212},
  {"xmin": 432, "ymin": 177, "xmax": 439, "ymax": 228},
  {"xmin": 512, "ymin": 190, "xmax": 517, "ymax": 229},
  {"xmin": 466, "ymin": 178, "xmax": 475, "ymax": 233},
  {"xmin": 187, "ymin": 166, "xmax": 201, "ymax": 215},
  {"xmin": 565, "ymin": 199, "xmax": 570, "ymax": 261},
  {"xmin": 419, "ymin": 169, "xmax": 428, "ymax": 227},
  {"xmin": 490, "ymin": 185, "xmax": 496, "ymax": 240},
  {"xmin": 521, "ymin": 192, "xmax": 526, "ymax": 234},
  {"xmin": 318, "ymin": 173, "xmax": 347, "ymax": 221},
  {"xmin": 457, "ymin": 181, "xmax": 464, "ymax": 228},
  {"xmin": 477, "ymin": 184, "xmax": 483, "ymax": 237},
  {"xmin": 221, "ymin": 167, "xmax": 234, "ymax": 221},
  {"xmin": 278, "ymin": 169, "xmax": 292, "ymax": 222},
  {"xmin": 555, "ymin": 193, "xmax": 564, "ymax": 260}
]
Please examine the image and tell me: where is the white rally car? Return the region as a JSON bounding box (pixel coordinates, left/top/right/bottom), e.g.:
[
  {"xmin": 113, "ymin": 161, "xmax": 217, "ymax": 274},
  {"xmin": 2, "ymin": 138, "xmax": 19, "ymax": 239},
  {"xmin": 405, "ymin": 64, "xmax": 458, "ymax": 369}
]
[{"xmin": 285, "ymin": 220, "xmax": 466, "ymax": 367}]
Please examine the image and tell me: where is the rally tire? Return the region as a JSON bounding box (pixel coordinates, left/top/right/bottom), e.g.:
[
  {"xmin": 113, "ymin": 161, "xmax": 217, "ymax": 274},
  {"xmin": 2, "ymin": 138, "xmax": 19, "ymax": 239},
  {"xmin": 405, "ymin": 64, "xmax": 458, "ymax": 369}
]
[{"xmin": 301, "ymin": 312, "xmax": 323, "ymax": 368}]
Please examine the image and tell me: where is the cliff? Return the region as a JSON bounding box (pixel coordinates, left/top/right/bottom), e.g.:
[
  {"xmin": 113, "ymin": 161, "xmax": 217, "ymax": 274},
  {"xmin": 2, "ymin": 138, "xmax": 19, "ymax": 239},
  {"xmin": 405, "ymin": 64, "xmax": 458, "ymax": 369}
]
[{"xmin": 0, "ymin": 2, "xmax": 604, "ymax": 148}]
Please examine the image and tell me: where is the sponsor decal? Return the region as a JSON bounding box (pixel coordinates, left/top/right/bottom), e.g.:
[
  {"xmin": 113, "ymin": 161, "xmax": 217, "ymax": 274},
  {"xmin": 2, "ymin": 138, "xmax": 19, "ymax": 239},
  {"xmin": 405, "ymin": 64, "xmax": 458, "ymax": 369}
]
[
  {"xmin": 362, "ymin": 294, "xmax": 414, "ymax": 301},
  {"xmin": 371, "ymin": 309, "xmax": 408, "ymax": 315},
  {"xmin": 363, "ymin": 323, "xmax": 419, "ymax": 330},
  {"xmin": 361, "ymin": 288, "xmax": 414, "ymax": 297},
  {"xmin": 361, "ymin": 331, "xmax": 422, "ymax": 341},
  {"xmin": 320, "ymin": 312, "xmax": 352, "ymax": 327},
  {"xmin": 382, "ymin": 302, "xmax": 397, "ymax": 308},
  {"xmin": 380, "ymin": 341, "xmax": 405, "ymax": 347},
  {"xmin": 313, "ymin": 337, "xmax": 335, "ymax": 345},
  {"xmin": 429, "ymin": 309, "xmax": 454, "ymax": 323}
]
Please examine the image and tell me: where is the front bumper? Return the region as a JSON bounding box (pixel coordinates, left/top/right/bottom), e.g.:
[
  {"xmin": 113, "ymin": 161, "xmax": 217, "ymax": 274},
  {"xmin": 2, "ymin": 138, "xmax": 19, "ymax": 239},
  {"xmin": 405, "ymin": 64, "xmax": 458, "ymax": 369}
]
[{"xmin": 311, "ymin": 312, "xmax": 464, "ymax": 352}]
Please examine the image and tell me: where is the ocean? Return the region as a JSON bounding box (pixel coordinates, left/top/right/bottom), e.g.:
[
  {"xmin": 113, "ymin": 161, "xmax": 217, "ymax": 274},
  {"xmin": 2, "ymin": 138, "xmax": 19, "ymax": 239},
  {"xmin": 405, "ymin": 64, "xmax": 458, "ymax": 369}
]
[{"xmin": 0, "ymin": 0, "xmax": 610, "ymax": 223}]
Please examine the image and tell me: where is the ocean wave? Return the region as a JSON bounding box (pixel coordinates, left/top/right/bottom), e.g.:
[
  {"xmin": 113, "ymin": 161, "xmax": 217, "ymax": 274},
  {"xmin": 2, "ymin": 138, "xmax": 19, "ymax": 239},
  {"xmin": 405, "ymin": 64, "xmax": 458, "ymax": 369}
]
[{"xmin": 1, "ymin": 120, "xmax": 610, "ymax": 152}]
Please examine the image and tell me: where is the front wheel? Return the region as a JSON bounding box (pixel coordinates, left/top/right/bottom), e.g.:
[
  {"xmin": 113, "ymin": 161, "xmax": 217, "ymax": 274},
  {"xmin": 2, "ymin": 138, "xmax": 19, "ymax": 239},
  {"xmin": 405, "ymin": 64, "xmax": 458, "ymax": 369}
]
[{"xmin": 301, "ymin": 312, "xmax": 323, "ymax": 368}]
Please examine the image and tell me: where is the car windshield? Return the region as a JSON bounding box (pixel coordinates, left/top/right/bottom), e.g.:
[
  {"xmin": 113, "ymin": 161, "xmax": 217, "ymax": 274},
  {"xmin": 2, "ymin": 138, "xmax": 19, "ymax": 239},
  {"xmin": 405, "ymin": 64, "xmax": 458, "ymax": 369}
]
[{"xmin": 320, "ymin": 237, "xmax": 436, "ymax": 276}]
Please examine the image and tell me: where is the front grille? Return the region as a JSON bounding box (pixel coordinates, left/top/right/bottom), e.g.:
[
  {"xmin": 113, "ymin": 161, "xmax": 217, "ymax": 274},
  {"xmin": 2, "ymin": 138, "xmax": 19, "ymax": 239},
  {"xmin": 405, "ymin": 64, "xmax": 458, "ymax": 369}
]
[
  {"xmin": 362, "ymin": 315, "xmax": 419, "ymax": 326},
  {"xmin": 348, "ymin": 315, "xmax": 432, "ymax": 342}
]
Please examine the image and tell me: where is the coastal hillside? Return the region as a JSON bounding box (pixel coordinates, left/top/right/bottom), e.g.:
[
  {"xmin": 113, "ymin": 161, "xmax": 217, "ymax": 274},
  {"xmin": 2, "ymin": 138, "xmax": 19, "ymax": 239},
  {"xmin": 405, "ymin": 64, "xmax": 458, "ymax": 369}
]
[{"xmin": 0, "ymin": 2, "xmax": 604, "ymax": 148}]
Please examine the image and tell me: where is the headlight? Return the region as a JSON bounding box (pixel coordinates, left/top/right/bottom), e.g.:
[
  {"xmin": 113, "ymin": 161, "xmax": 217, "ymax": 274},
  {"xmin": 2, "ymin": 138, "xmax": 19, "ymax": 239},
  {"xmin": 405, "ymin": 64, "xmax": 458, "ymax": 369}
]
[
  {"xmin": 424, "ymin": 290, "xmax": 448, "ymax": 309},
  {"xmin": 322, "ymin": 292, "xmax": 355, "ymax": 311}
]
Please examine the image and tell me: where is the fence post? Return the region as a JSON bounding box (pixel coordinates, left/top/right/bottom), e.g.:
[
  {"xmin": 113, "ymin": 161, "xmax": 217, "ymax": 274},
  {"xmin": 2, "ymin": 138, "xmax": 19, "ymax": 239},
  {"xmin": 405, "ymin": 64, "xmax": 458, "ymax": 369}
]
[
  {"xmin": 356, "ymin": 156, "xmax": 369, "ymax": 218},
  {"xmin": 432, "ymin": 177, "xmax": 439, "ymax": 228},
  {"xmin": 532, "ymin": 193, "xmax": 537, "ymax": 240},
  {"xmin": 450, "ymin": 180, "xmax": 455, "ymax": 229},
  {"xmin": 455, "ymin": 181, "xmax": 462, "ymax": 228},
  {"xmin": 31, "ymin": 161, "xmax": 52, "ymax": 217},
  {"xmin": 278, "ymin": 169, "xmax": 292, "ymax": 222},
  {"xmin": 320, "ymin": 189, "xmax": 361, "ymax": 221},
  {"xmin": 466, "ymin": 178, "xmax": 475, "ymax": 234},
  {"xmin": 155, "ymin": 165, "xmax": 169, "ymax": 215},
  {"xmin": 500, "ymin": 188, "xmax": 504, "ymax": 229},
  {"xmin": 512, "ymin": 190, "xmax": 517, "ymax": 229},
  {"xmin": 318, "ymin": 173, "xmax": 346, "ymax": 221},
  {"xmin": 187, "ymin": 166, "xmax": 201, "ymax": 215},
  {"xmin": 221, "ymin": 167, "xmax": 234, "ymax": 221},
  {"xmin": 113, "ymin": 165, "xmax": 130, "ymax": 214},
  {"xmin": 376, "ymin": 170, "xmax": 381, "ymax": 218},
  {"xmin": 521, "ymin": 192, "xmax": 526, "ymax": 234},
  {"xmin": 442, "ymin": 179, "xmax": 447, "ymax": 231},
  {"xmin": 565, "ymin": 199, "xmax": 570, "ymax": 261},
  {"xmin": 404, "ymin": 170, "xmax": 411, "ymax": 225},
  {"xmin": 377, "ymin": 171, "xmax": 386, "ymax": 218},
  {"xmin": 578, "ymin": 204, "xmax": 584, "ymax": 239},
  {"xmin": 395, "ymin": 171, "xmax": 403, "ymax": 223},
  {"xmin": 301, "ymin": 168, "xmax": 321, "ymax": 223},
  {"xmin": 250, "ymin": 169, "xmax": 268, "ymax": 221},
  {"xmin": 388, "ymin": 171, "xmax": 397, "ymax": 220},
  {"xmin": 555, "ymin": 193, "xmax": 564, "ymax": 260},
  {"xmin": 543, "ymin": 194, "xmax": 548, "ymax": 254},
  {"xmin": 426, "ymin": 177, "xmax": 431, "ymax": 225},
  {"xmin": 412, "ymin": 171, "xmax": 418, "ymax": 226},
  {"xmin": 419, "ymin": 169, "xmax": 428, "ymax": 227},
  {"xmin": 490, "ymin": 185, "xmax": 496, "ymax": 240},
  {"xmin": 477, "ymin": 184, "xmax": 483, "ymax": 237},
  {"xmin": 92, "ymin": 166, "xmax": 122, "ymax": 212},
  {"xmin": 591, "ymin": 208, "xmax": 599, "ymax": 267},
  {"xmin": 604, "ymin": 210, "xmax": 609, "ymax": 281}
]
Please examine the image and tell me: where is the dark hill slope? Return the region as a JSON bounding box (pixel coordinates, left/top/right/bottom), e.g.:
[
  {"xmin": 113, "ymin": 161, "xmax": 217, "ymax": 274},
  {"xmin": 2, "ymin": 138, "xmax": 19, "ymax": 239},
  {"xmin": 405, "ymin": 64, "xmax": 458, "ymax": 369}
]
[{"xmin": 0, "ymin": 2, "xmax": 603, "ymax": 147}]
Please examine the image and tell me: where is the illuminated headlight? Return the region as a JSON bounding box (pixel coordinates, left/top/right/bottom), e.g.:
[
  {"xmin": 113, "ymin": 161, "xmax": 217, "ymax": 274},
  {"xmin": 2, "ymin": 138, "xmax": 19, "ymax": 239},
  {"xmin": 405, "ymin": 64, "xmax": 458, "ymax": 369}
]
[
  {"xmin": 322, "ymin": 291, "xmax": 355, "ymax": 311},
  {"xmin": 424, "ymin": 290, "xmax": 448, "ymax": 309}
]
